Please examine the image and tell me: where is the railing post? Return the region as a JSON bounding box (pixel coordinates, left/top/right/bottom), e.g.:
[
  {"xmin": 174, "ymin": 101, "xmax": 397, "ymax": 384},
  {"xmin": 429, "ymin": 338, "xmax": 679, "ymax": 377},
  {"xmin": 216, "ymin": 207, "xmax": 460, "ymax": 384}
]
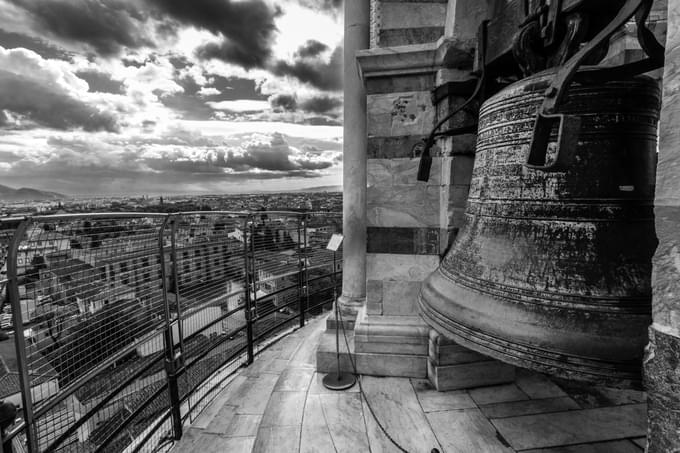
[
  {"xmin": 297, "ymin": 215, "xmax": 305, "ymax": 328},
  {"xmin": 169, "ymin": 217, "xmax": 187, "ymax": 414},
  {"xmin": 242, "ymin": 215, "xmax": 255, "ymax": 364},
  {"xmin": 158, "ymin": 216, "xmax": 183, "ymax": 440},
  {"xmin": 6, "ymin": 219, "xmax": 38, "ymax": 452}
]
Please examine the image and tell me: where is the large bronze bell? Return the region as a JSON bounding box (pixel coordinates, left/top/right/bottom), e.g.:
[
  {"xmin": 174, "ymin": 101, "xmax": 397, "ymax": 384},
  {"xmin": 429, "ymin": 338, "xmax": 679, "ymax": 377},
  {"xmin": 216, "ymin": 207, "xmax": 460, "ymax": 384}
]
[{"xmin": 419, "ymin": 69, "xmax": 660, "ymax": 387}]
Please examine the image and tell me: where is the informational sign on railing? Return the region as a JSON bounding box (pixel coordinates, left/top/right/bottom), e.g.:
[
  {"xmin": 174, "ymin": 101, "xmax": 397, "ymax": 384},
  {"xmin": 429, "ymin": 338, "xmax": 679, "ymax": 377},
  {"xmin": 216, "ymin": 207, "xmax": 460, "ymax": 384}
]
[{"xmin": 326, "ymin": 233, "xmax": 343, "ymax": 251}]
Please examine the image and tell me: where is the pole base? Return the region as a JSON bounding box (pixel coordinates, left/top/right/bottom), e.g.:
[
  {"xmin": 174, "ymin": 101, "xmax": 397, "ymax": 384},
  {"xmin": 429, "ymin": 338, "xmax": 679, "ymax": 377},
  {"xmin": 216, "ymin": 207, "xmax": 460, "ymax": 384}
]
[{"xmin": 322, "ymin": 372, "xmax": 356, "ymax": 391}]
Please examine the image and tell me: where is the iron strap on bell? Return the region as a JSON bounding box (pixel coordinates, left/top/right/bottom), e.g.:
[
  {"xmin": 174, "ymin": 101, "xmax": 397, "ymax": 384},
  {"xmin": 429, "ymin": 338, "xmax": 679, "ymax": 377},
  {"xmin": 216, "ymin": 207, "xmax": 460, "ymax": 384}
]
[{"xmin": 418, "ymin": 0, "xmax": 664, "ymax": 387}]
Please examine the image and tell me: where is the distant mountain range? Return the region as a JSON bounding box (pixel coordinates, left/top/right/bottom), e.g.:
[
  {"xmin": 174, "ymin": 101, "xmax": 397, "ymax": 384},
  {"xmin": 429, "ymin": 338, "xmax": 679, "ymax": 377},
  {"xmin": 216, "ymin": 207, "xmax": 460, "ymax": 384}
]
[
  {"xmin": 0, "ymin": 184, "xmax": 65, "ymax": 201},
  {"xmin": 291, "ymin": 185, "xmax": 342, "ymax": 193}
]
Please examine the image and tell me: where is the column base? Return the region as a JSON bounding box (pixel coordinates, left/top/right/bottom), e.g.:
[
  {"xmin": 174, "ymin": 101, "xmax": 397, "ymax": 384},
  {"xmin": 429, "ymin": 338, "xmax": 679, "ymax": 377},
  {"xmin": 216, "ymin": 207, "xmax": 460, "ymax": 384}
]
[
  {"xmin": 326, "ymin": 295, "xmax": 365, "ymax": 331},
  {"xmin": 428, "ymin": 330, "xmax": 516, "ymax": 391}
]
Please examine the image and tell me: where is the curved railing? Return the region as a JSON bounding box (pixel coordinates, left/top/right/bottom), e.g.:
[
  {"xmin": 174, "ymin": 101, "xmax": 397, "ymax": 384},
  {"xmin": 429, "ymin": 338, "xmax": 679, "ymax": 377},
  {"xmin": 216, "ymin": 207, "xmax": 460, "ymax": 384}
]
[{"xmin": 0, "ymin": 211, "xmax": 342, "ymax": 452}]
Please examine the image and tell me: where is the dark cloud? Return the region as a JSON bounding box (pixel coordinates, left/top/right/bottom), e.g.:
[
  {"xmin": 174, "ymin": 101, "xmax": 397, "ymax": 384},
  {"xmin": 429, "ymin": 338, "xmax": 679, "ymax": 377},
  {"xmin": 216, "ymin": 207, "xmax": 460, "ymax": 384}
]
[
  {"xmin": 157, "ymin": 75, "xmax": 202, "ymax": 118},
  {"xmin": 300, "ymin": 96, "xmax": 341, "ymax": 114},
  {"xmin": 271, "ymin": 45, "xmax": 342, "ymax": 90},
  {"xmin": 168, "ymin": 55, "xmax": 190, "ymax": 70},
  {"xmin": 0, "ymin": 29, "xmax": 72, "ymax": 60},
  {"xmin": 145, "ymin": 0, "xmax": 281, "ymax": 69},
  {"xmin": 121, "ymin": 57, "xmax": 145, "ymax": 68},
  {"xmin": 0, "ymin": 70, "xmax": 119, "ymax": 132},
  {"xmin": 160, "ymin": 72, "xmax": 267, "ymax": 120},
  {"xmin": 76, "ymin": 70, "xmax": 126, "ymax": 94},
  {"xmin": 9, "ymin": 0, "xmax": 151, "ymax": 55},
  {"xmin": 296, "ymin": 0, "xmax": 343, "ymax": 13},
  {"xmin": 303, "ymin": 116, "xmax": 342, "ymax": 126},
  {"xmin": 296, "ymin": 40, "xmax": 329, "ymax": 58},
  {"xmin": 269, "ymin": 94, "xmax": 297, "ymax": 112},
  {"xmin": 209, "ymin": 134, "xmax": 333, "ymax": 174}
]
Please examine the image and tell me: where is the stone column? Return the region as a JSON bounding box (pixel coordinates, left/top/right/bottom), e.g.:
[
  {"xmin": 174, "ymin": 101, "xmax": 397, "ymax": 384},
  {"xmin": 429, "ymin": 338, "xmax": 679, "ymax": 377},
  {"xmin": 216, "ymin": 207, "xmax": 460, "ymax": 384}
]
[
  {"xmin": 339, "ymin": 0, "xmax": 370, "ymax": 314},
  {"xmin": 645, "ymin": 2, "xmax": 680, "ymax": 452}
]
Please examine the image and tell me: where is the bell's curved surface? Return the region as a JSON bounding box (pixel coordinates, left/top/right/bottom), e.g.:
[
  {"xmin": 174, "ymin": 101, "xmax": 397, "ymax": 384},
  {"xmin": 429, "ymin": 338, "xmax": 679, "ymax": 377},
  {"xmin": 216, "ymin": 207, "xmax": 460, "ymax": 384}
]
[{"xmin": 419, "ymin": 70, "xmax": 660, "ymax": 387}]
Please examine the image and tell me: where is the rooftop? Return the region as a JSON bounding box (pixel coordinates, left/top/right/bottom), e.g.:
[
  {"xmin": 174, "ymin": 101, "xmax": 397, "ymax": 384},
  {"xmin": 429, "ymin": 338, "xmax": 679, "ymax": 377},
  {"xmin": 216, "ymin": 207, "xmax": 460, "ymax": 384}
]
[{"xmin": 171, "ymin": 315, "xmax": 647, "ymax": 453}]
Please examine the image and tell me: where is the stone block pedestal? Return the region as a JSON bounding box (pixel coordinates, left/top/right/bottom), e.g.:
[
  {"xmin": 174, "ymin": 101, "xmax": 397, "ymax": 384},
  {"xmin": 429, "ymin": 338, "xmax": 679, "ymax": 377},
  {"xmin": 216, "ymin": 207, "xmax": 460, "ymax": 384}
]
[
  {"xmin": 316, "ymin": 307, "xmax": 430, "ymax": 378},
  {"xmin": 428, "ymin": 330, "xmax": 515, "ymax": 391}
]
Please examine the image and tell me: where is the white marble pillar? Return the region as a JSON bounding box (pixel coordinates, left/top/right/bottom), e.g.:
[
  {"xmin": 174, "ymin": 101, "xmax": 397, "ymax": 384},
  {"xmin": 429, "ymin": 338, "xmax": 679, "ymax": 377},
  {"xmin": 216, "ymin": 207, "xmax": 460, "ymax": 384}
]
[{"xmin": 339, "ymin": 0, "xmax": 370, "ymax": 313}]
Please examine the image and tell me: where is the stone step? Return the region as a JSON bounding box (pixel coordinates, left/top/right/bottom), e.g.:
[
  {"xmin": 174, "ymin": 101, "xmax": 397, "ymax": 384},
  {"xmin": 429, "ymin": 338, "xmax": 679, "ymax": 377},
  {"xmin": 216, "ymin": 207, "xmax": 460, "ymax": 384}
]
[
  {"xmin": 316, "ymin": 331, "xmax": 427, "ymax": 379},
  {"xmin": 325, "ymin": 316, "xmax": 356, "ymax": 332}
]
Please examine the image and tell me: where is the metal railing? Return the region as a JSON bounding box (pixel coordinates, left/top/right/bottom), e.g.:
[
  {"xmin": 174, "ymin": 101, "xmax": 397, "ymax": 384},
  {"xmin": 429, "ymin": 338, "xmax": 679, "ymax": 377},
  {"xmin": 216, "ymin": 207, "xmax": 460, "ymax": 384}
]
[{"xmin": 0, "ymin": 211, "xmax": 342, "ymax": 452}]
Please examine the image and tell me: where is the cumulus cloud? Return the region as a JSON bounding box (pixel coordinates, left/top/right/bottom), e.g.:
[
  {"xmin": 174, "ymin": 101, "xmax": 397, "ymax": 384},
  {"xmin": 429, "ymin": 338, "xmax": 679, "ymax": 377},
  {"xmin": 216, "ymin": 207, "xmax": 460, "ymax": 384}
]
[
  {"xmin": 76, "ymin": 70, "xmax": 126, "ymax": 94},
  {"xmin": 207, "ymin": 100, "xmax": 270, "ymax": 113},
  {"xmin": 271, "ymin": 45, "xmax": 342, "ymax": 90},
  {"xmin": 296, "ymin": 40, "xmax": 329, "ymax": 58},
  {"xmin": 209, "ymin": 133, "xmax": 334, "ymax": 174},
  {"xmin": 197, "ymin": 87, "xmax": 220, "ymax": 97},
  {"xmin": 269, "ymin": 93, "xmax": 297, "ymax": 112},
  {"xmin": 146, "ymin": 0, "xmax": 281, "ymax": 69},
  {"xmin": 295, "ymin": 0, "xmax": 343, "ymax": 13},
  {"xmin": 9, "ymin": 0, "xmax": 151, "ymax": 55},
  {"xmin": 0, "ymin": 0, "xmax": 345, "ymax": 194},
  {"xmin": 0, "ymin": 47, "xmax": 119, "ymax": 131},
  {"xmin": 300, "ymin": 96, "xmax": 341, "ymax": 114},
  {"xmin": 0, "ymin": 28, "xmax": 72, "ymax": 60}
]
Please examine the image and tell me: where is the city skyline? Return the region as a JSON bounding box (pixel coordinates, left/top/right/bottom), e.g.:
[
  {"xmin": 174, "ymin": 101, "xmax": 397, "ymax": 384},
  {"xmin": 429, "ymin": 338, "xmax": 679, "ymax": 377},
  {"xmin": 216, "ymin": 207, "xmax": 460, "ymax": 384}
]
[{"xmin": 0, "ymin": 0, "xmax": 344, "ymax": 196}]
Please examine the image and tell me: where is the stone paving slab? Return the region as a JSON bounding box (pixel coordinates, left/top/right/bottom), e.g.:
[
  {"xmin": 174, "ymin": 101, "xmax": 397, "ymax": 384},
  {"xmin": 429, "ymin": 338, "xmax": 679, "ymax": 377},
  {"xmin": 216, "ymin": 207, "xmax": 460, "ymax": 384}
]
[
  {"xmin": 491, "ymin": 404, "xmax": 647, "ymax": 450},
  {"xmin": 469, "ymin": 383, "xmax": 530, "ymax": 405},
  {"xmin": 515, "ymin": 370, "xmax": 569, "ymax": 399},
  {"xmin": 259, "ymin": 391, "xmax": 307, "ymax": 427},
  {"xmin": 191, "ymin": 374, "xmax": 247, "ymax": 429},
  {"xmin": 252, "ymin": 426, "xmax": 301, "ymax": 453},
  {"xmin": 411, "ymin": 378, "xmax": 477, "ymax": 412},
  {"xmin": 360, "ymin": 377, "xmax": 442, "ymax": 452},
  {"xmin": 426, "ymin": 408, "xmax": 514, "ymax": 453},
  {"xmin": 300, "ymin": 395, "xmax": 337, "ymax": 453},
  {"xmin": 228, "ymin": 373, "xmax": 279, "ymax": 415},
  {"xmin": 521, "ymin": 440, "xmax": 643, "ymax": 453},
  {"xmin": 222, "ymin": 414, "xmax": 261, "ymax": 437},
  {"xmin": 319, "ymin": 393, "xmax": 371, "ymax": 453},
  {"xmin": 479, "ymin": 397, "xmax": 580, "ymax": 419},
  {"xmin": 172, "ymin": 314, "xmax": 649, "ymax": 453}
]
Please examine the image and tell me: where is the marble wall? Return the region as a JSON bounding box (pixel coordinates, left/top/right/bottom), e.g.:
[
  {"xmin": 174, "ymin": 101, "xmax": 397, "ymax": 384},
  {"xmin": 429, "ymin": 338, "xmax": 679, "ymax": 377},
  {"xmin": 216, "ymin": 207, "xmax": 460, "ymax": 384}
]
[
  {"xmin": 370, "ymin": 0, "xmax": 447, "ymax": 48},
  {"xmin": 363, "ymin": 2, "xmax": 458, "ymax": 319},
  {"xmin": 645, "ymin": 1, "xmax": 680, "ymax": 451}
]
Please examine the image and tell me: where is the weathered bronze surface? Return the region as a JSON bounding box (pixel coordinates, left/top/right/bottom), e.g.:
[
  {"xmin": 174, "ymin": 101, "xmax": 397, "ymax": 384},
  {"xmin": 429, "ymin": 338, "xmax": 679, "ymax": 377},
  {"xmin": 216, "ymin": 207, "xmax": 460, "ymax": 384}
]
[{"xmin": 419, "ymin": 69, "xmax": 660, "ymax": 387}]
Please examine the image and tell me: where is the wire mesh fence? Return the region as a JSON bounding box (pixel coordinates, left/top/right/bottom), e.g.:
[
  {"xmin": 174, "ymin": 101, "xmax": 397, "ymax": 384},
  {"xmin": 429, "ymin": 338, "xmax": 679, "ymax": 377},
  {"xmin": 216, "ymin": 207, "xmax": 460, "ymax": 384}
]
[{"xmin": 0, "ymin": 210, "xmax": 341, "ymax": 453}]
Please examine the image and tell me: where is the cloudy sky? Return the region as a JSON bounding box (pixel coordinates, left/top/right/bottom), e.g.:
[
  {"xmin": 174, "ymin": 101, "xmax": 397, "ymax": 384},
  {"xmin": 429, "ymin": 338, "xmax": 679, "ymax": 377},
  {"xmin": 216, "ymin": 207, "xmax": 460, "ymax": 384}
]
[{"xmin": 0, "ymin": 0, "xmax": 344, "ymax": 196}]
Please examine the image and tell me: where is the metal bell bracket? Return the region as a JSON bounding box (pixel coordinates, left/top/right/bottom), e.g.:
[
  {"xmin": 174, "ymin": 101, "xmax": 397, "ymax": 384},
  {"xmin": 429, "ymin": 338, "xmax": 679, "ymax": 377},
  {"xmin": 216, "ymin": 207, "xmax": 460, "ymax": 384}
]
[
  {"xmin": 417, "ymin": 21, "xmax": 488, "ymax": 182},
  {"xmin": 526, "ymin": 0, "xmax": 661, "ymax": 172}
]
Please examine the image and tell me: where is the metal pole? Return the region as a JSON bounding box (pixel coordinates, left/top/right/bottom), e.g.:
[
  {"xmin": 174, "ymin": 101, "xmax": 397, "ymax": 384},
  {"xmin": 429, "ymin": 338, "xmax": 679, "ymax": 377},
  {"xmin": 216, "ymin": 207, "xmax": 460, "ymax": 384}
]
[
  {"xmin": 242, "ymin": 216, "xmax": 254, "ymax": 364},
  {"xmin": 333, "ymin": 252, "xmax": 340, "ymax": 378},
  {"xmin": 297, "ymin": 215, "xmax": 305, "ymax": 328},
  {"xmin": 6, "ymin": 219, "xmax": 38, "ymax": 452},
  {"xmin": 158, "ymin": 217, "xmax": 182, "ymax": 440},
  {"xmin": 322, "ymin": 248, "xmax": 355, "ymax": 391},
  {"xmin": 169, "ymin": 217, "xmax": 187, "ymax": 419}
]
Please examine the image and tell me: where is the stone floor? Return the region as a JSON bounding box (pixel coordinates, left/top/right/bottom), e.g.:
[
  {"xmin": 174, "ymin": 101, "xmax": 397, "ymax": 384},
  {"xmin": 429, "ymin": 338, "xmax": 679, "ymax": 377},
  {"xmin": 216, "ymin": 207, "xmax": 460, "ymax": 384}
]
[{"xmin": 171, "ymin": 315, "xmax": 648, "ymax": 453}]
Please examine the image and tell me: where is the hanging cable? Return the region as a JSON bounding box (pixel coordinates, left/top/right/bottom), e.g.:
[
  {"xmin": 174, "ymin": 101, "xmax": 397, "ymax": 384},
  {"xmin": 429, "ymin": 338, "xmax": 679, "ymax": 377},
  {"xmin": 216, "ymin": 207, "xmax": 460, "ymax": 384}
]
[
  {"xmin": 336, "ymin": 308, "xmax": 441, "ymax": 453},
  {"xmin": 417, "ymin": 22, "xmax": 488, "ymax": 183}
]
